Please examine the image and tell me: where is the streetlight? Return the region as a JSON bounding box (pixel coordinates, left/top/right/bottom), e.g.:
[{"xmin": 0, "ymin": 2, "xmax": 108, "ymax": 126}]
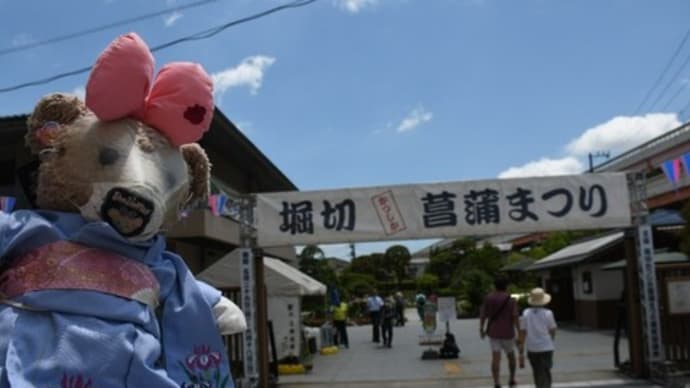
[{"xmin": 589, "ymin": 151, "xmax": 610, "ymax": 173}]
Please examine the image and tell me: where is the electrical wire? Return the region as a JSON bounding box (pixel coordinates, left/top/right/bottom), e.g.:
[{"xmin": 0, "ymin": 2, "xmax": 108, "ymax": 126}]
[
  {"xmin": 646, "ymin": 52, "xmax": 690, "ymax": 112},
  {"xmin": 680, "ymin": 98, "xmax": 690, "ymax": 121},
  {"xmin": 633, "ymin": 26, "xmax": 690, "ymax": 115},
  {"xmin": 0, "ymin": 0, "xmax": 318, "ymax": 94},
  {"xmin": 0, "ymin": 0, "xmax": 219, "ymax": 57},
  {"xmin": 660, "ymin": 77, "xmax": 690, "ymax": 111}
]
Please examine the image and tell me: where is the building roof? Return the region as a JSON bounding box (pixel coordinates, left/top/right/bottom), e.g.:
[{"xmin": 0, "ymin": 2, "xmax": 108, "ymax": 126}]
[
  {"xmin": 500, "ymin": 257, "xmax": 535, "ymax": 272},
  {"xmin": 601, "ymin": 251, "xmax": 689, "ymax": 271},
  {"xmin": 0, "ymin": 108, "xmax": 298, "ymax": 194},
  {"xmin": 409, "ymin": 257, "xmax": 430, "ymax": 265},
  {"xmin": 593, "ymin": 121, "xmax": 690, "ymax": 173},
  {"xmin": 526, "ymin": 231, "xmax": 625, "ymax": 271}
]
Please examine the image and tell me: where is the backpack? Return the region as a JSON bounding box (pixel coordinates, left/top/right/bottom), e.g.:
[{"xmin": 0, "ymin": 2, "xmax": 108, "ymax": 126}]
[{"xmin": 439, "ymin": 332, "xmax": 460, "ymax": 359}]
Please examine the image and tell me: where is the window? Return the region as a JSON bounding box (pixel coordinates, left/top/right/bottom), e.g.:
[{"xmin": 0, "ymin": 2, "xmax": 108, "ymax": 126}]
[{"xmin": 582, "ymin": 271, "xmax": 592, "ymax": 294}]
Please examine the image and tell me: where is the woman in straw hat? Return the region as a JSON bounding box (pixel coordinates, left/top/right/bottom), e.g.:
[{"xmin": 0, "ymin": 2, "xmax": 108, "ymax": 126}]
[{"xmin": 517, "ymin": 288, "xmax": 557, "ymax": 388}]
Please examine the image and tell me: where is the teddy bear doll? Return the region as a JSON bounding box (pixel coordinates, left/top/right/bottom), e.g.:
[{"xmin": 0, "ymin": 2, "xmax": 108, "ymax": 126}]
[{"xmin": 0, "ymin": 33, "xmax": 245, "ymax": 387}]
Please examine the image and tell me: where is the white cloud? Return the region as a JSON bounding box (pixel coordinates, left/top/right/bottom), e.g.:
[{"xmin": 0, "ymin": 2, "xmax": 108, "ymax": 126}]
[
  {"xmin": 163, "ymin": 11, "xmax": 183, "ymax": 27},
  {"xmin": 334, "ymin": 0, "xmax": 378, "ymax": 13},
  {"xmin": 498, "ymin": 112, "xmax": 682, "ymax": 178},
  {"xmin": 211, "ymin": 56, "xmax": 276, "ymax": 96},
  {"xmin": 566, "ymin": 113, "xmax": 681, "ymax": 156},
  {"xmin": 71, "ymin": 86, "xmax": 85, "ymax": 100},
  {"xmin": 11, "ymin": 33, "xmax": 33, "ymax": 47},
  {"xmin": 397, "ymin": 105, "xmax": 433, "ymax": 133},
  {"xmin": 498, "ymin": 157, "xmax": 584, "ymax": 179}
]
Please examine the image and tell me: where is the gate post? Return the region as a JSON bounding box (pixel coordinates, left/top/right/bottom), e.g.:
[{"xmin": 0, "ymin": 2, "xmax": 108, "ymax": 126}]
[
  {"xmin": 239, "ymin": 194, "xmax": 260, "ymax": 388},
  {"xmin": 628, "ymin": 172, "xmax": 665, "ymax": 379}
]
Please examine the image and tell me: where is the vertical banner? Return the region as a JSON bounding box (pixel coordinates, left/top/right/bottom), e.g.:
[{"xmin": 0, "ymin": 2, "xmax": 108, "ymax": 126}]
[
  {"xmin": 422, "ymin": 302, "xmax": 438, "ymax": 335},
  {"xmin": 239, "ymin": 248, "xmax": 258, "ymax": 383},
  {"xmin": 636, "ymin": 224, "xmax": 664, "ymax": 363}
]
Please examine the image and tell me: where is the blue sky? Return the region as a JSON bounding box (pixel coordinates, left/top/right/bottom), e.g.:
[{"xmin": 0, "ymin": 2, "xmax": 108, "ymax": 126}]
[{"xmin": 1, "ymin": 0, "xmax": 690, "ymax": 259}]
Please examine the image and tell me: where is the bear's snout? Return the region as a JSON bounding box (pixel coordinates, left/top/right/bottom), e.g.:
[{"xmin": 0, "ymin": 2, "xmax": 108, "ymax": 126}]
[{"xmin": 100, "ymin": 187, "xmax": 155, "ymax": 237}]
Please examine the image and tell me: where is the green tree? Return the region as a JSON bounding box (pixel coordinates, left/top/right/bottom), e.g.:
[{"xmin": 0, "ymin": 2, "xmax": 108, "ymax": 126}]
[
  {"xmin": 349, "ymin": 253, "xmax": 390, "ymax": 282},
  {"xmin": 416, "ymin": 273, "xmax": 439, "ymax": 293},
  {"xmin": 458, "ymin": 268, "xmax": 493, "ymax": 315},
  {"xmin": 339, "ymin": 271, "xmax": 376, "ymax": 298},
  {"xmin": 427, "ymin": 250, "xmax": 460, "ymax": 288},
  {"xmin": 299, "ymin": 245, "xmax": 325, "ymax": 261},
  {"xmin": 298, "ymin": 245, "xmax": 336, "ymax": 287},
  {"xmin": 384, "ymin": 245, "xmax": 412, "ymax": 285}
]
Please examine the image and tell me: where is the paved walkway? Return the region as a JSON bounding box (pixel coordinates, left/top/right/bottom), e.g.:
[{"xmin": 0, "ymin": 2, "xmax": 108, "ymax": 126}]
[{"xmin": 279, "ymin": 309, "xmax": 658, "ymax": 388}]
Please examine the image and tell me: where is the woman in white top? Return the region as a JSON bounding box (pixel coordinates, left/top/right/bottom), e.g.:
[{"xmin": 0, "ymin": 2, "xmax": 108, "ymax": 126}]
[{"xmin": 517, "ymin": 288, "xmax": 557, "ymax": 388}]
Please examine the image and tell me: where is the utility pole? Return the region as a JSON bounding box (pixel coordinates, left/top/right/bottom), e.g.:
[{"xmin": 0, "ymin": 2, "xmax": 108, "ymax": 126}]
[
  {"xmin": 349, "ymin": 242, "xmax": 356, "ymax": 261},
  {"xmin": 588, "ymin": 151, "xmax": 611, "ymax": 172}
]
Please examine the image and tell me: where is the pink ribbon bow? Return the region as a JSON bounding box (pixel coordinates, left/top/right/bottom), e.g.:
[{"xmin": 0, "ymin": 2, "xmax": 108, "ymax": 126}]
[{"xmin": 85, "ymin": 33, "xmax": 213, "ymax": 146}]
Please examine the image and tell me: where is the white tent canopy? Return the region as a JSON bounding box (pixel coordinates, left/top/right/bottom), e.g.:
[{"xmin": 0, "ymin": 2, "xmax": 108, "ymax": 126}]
[{"xmin": 198, "ymin": 250, "xmax": 326, "ymax": 296}]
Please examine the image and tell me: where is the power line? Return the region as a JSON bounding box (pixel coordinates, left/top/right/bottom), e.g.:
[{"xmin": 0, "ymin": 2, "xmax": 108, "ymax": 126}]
[
  {"xmin": 680, "ymin": 98, "xmax": 690, "ymax": 121},
  {"xmin": 633, "ymin": 26, "xmax": 690, "ymax": 115},
  {"xmin": 0, "ymin": 0, "xmax": 318, "ymax": 94},
  {"xmin": 660, "ymin": 77, "xmax": 690, "ymax": 111},
  {"xmin": 646, "ymin": 51, "xmax": 690, "ymax": 112},
  {"xmin": 0, "ymin": 0, "xmax": 219, "ymax": 57}
]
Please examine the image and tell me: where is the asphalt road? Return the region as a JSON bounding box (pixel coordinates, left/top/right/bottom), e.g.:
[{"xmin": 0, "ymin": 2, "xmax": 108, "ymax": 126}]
[{"xmin": 278, "ymin": 309, "xmax": 662, "ymax": 388}]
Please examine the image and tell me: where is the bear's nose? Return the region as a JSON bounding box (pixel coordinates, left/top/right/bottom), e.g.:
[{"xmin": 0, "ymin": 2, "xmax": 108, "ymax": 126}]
[{"xmin": 99, "ymin": 147, "xmax": 120, "ymax": 166}]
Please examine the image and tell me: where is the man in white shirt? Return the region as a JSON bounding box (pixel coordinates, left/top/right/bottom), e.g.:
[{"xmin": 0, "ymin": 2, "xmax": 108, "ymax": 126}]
[
  {"xmin": 367, "ymin": 290, "xmax": 384, "ymax": 343},
  {"xmin": 517, "ymin": 288, "xmax": 557, "ymax": 388}
]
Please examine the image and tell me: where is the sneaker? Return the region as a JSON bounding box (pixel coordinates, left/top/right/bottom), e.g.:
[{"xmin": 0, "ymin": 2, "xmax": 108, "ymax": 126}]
[{"xmin": 509, "ymin": 380, "xmax": 517, "ymax": 387}]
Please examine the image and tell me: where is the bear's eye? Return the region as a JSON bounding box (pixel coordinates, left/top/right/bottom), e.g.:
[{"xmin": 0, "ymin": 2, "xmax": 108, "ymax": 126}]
[
  {"xmin": 98, "ymin": 147, "xmax": 120, "ymax": 166},
  {"xmin": 165, "ymin": 172, "xmax": 177, "ymax": 190}
]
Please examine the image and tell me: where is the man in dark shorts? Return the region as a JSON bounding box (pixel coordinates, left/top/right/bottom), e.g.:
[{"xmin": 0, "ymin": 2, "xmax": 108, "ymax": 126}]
[{"xmin": 479, "ymin": 276, "xmax": 519, "ymax": 388}]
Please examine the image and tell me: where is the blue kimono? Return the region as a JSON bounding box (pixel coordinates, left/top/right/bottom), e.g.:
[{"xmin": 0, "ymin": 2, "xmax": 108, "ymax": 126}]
[{"xmin": 0, "ymin": 210, "xmax": 233, "ymax": 387}]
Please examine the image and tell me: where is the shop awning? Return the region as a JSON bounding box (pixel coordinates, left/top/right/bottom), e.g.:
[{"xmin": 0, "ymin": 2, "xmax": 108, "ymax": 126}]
[
  {"xmin": 197, "ymin": 250, "xmax": 326, "ymax": 296},
  {"xmin": 526, "ymin": 231, "xmax": 625, "ymax": 271}
]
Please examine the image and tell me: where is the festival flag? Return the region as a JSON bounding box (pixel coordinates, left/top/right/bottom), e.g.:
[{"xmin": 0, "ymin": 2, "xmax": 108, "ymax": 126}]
[
  {"xmin": 0, "ymin": 196, "xmax": 16, "ymax": 213},
  {"xmin": 208, "ymin": 194, "xmax": 219, "ymax": 216},
  {"xmin": 216, "ymin": 194, "xmax": 228, "ymax": 216},
  {"xmin": 662, "ymin": 159, "xmax": 682, "ymax": 185},
  {"xmin": 683, "ymin": 153, "xmax": 690, "ymax": 179}
]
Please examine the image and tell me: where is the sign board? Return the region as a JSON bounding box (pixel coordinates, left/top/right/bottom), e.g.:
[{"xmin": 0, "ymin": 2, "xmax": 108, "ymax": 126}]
[
  {"xmin": 239, "ymin": 248, "xmax": 258, "ymax": 381},
  {"xmin": 636, "ymin": 225, "xmax": 664, "ymax": 362},
  {"xmin": 437, "ymin": 297, "xmax": 457, "ymax": 322},
  {"xmin": 667, "ymin": 277, "xmax": 690, "ymax": 314},
  {"xmin": 422, "ymin": 302, "xmax": 438, "ymax": 335},
  {"xmin": 254, "ymin": 173, "xmax": 631, "ymax": 246}
]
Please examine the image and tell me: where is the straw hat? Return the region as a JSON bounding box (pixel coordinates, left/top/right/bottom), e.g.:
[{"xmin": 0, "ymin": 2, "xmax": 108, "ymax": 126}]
[{"xmin": 527, "ymin": 288, "xmax": 551, "ymax": 306}]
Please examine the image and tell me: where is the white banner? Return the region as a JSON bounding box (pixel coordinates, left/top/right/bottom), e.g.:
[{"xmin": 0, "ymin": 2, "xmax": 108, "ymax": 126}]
[
  {"xmin": 437, "ymin": 297, "xmax": 457, "ymax": 323},
  {"xmin": 255, "ymin": 173, "xmax": 631, "ymax": 247}
]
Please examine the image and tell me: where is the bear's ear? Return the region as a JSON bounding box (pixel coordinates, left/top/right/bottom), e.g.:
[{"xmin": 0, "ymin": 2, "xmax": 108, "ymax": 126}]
[
  {"xmin": 25, "ymin": 93, "xmax": 87, "ymax": 154},
  {"xmin": 180, "ymin": 143, "xmax": 210, "ymax": 209}
]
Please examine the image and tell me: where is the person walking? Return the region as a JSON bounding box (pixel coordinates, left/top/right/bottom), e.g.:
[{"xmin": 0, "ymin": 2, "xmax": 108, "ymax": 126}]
[
  {"xmin": 367, "ymin": 290, "xmax": 384, "ymax": 343},
  {"xmin": 381, "ymin": 297, "xmax": 396, "ymax": 348},
  {"xmin": 415, "ymin": 292, "xmax": 426, "ymax": 321},
  {"xmin": 332, "ymin": 300, "xmax": 349, "ymax": 348},
  {"xmin": 394, "ymin": 291, "xmax": 405, "ymax": 327},
  {"xmin": 479, "ymin": 276, "xmax": 519, "ymax": 388},
  {"xmin": 517, "ymin": 288, "xmax": 557, "ymax": 388}
]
